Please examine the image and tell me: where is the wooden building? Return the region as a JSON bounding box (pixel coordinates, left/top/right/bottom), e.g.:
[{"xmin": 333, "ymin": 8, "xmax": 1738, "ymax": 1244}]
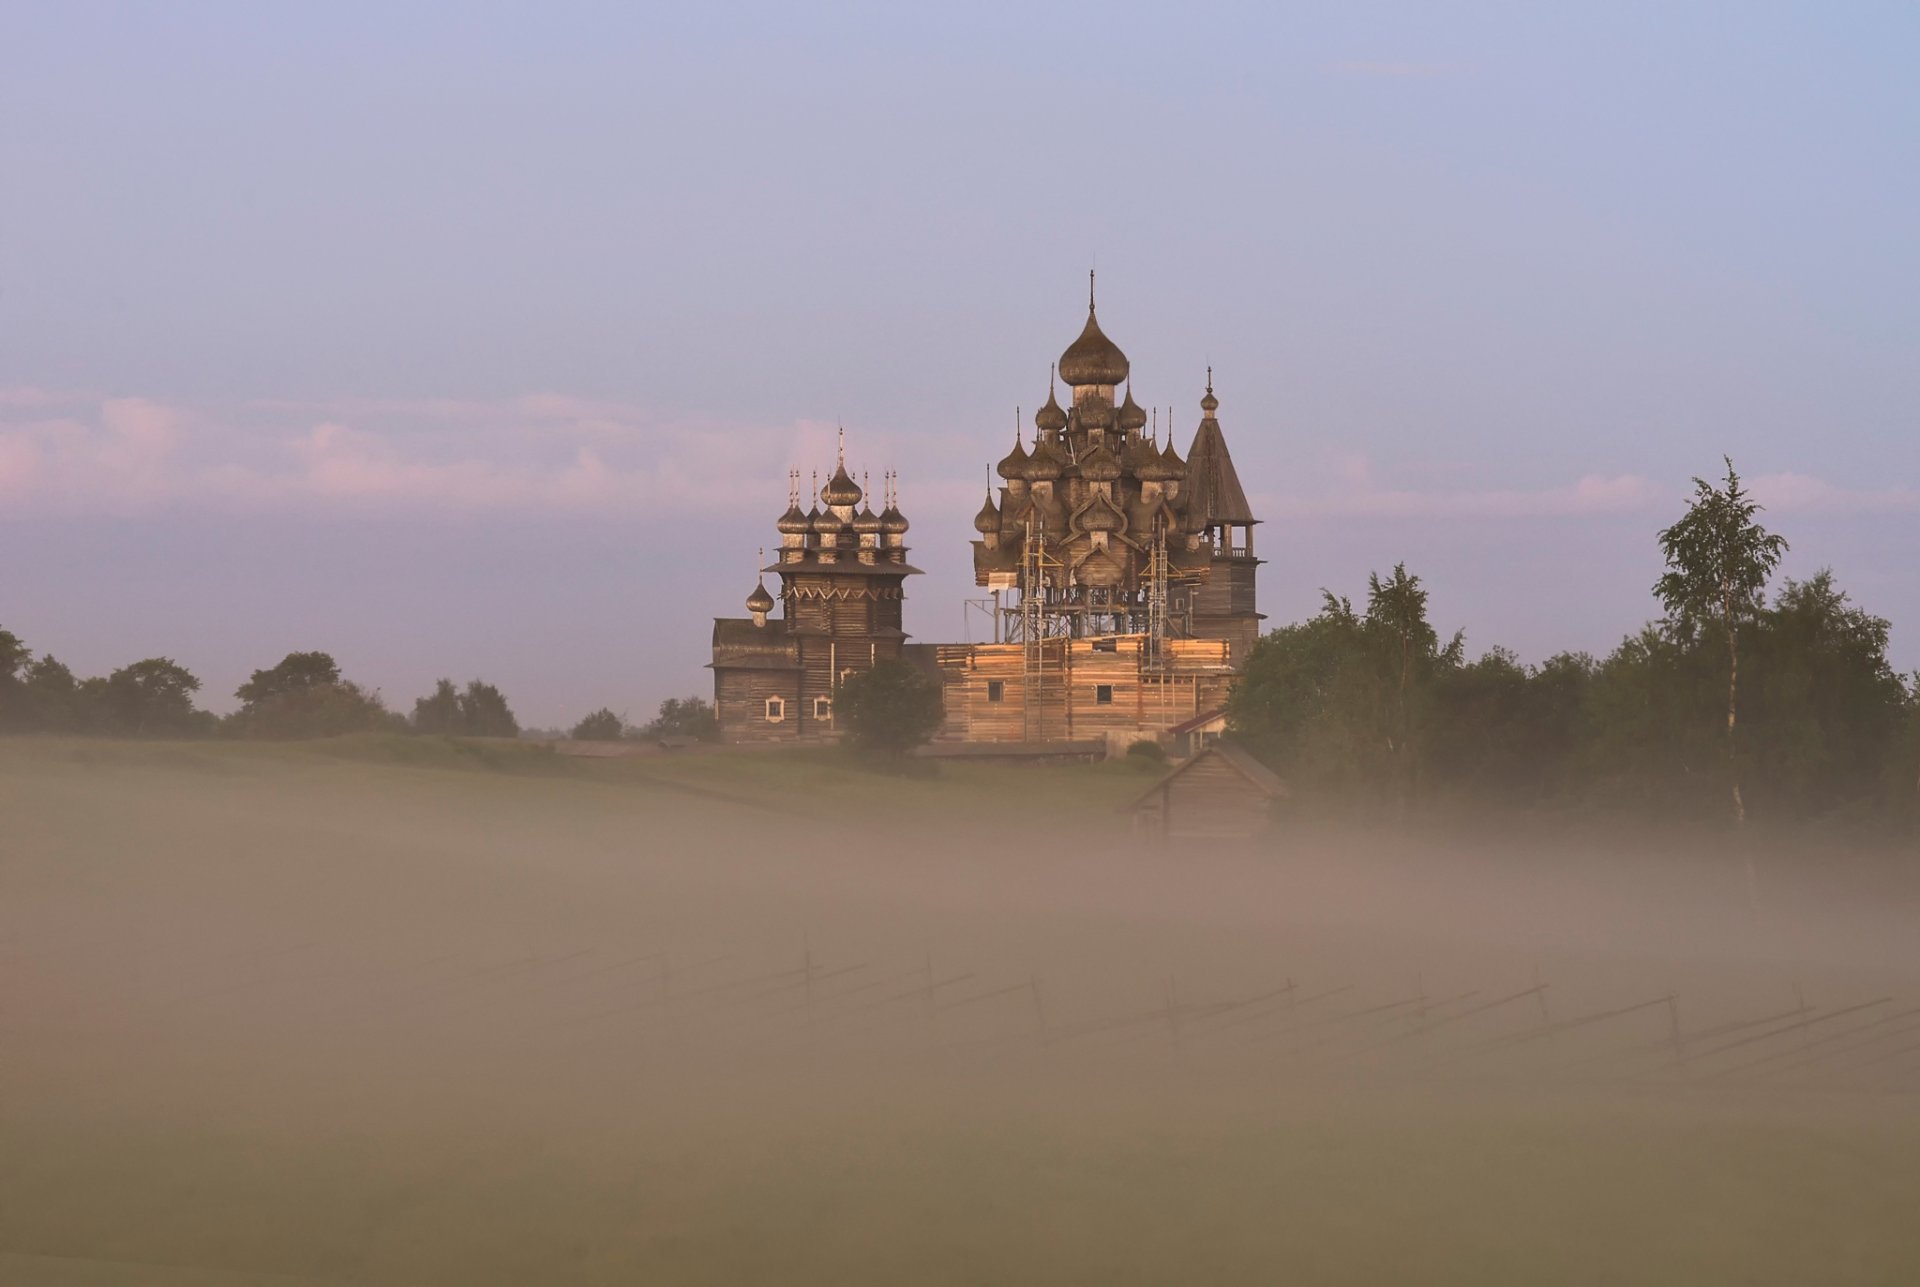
[
  {"xmin": 709, "ymin": 435, "xmax": 919, "ymax": 743},
  {"xmin": 934, "ymin": 635, "xmax": 1236, "ymax": 751},
  {"xmin": 945, "ymin": 277, "xmax": 1265, "ymax": 745},
  {"xmin": 712, "ymin": 279, "xmax": 1267, "ymax": 753},
  {"xmin": 969, "ymin": 276, "xmax": 1263, "ymax": 665},
  {"xmin": 1126, "ymin": 743, "xmax": 1288, "ymax": 844}
]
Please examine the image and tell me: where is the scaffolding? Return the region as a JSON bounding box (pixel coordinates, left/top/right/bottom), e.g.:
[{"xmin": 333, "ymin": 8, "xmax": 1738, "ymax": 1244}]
[
  {"xmin": 1016, "ymin": 524, "xmax": 1065, "ymax": 741},
  {"xmin": 992, "ymin": 515, "xmax": 1207, "ymax": 741}
]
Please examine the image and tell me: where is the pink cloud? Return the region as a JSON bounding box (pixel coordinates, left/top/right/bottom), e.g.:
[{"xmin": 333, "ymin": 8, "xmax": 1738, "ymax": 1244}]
[{"xmin": 3, "ymin": 391, "xmax": 1906, "ymax": 532}]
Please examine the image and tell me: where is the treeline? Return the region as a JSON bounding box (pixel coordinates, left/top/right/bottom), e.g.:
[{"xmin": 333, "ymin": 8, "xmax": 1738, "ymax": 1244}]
[
  {"xmin": 562, "ymin": 698, "xmax": 719, "ymax": 744},
  {"xmin": 1228, "ymin": 461, "xmax": 1920, "ymax": 830},
  {"xmin": 0, "ymin": 641, "xmax": 523, "ymax": 741},
  {"xmin": 0, "ymin": 631, "xmax": 725, "ymax": 746}
]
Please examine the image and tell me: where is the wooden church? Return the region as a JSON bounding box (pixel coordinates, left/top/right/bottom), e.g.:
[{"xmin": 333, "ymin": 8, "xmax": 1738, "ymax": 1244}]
[
  {"xmin": 712, "ymin": 278, "xmax": 1262, "ymax": 749},
  {"xmin": 709, "ymin": 434, "xmax": 918, "ymax": 743}
]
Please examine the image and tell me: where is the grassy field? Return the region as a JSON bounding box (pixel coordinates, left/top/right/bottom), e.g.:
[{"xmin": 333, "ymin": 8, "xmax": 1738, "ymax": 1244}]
[{"xmin": 4, "ymin": 736, "xmax": 1918, "ymax": 1285}]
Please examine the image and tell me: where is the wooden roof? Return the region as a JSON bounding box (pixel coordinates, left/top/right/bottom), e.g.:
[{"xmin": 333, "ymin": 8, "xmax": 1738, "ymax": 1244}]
[
  {"xmin": 708, "ymin": 617, "xmax": 802, "ymax": 671},
  {"xmin": 1124, "ymin": 742, "xmax": 1288, "ymax": 811},
  {"xmin": 1164, "ymin": 705, "xmax": 1229, "ymax": 738},
  {"xmin": 1182, "ymin": 417, "xmax": 1256, "ymax": 527}
]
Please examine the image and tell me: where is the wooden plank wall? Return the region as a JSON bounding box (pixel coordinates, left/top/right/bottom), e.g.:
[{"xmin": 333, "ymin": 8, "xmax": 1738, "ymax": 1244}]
[
  {"xmin": 936, "ymin": 635, "xmax": 1237, "ymax": 744},
  {"xmin": 714, "ymin": 669, "xmax": 804, "ymax": 744},
  {"xmin": 1164, "ymin": 755, "xmax": 1271, "ymax": 841}
]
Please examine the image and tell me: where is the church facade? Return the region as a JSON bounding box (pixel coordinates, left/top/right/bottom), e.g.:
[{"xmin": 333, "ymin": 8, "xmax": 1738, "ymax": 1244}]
[
  {"xmin": 709, "ymin": 437, "xmax": 919, "ymax": 743},
  {"xmin": 711, "ymin": 280, "xmax": 1261, "ymax": 748}
]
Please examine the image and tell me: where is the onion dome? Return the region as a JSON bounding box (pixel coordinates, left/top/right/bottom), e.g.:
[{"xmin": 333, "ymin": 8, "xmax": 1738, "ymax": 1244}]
[
  {"xmin": 1079, "ymin": 438, "xmax": 1121, "ymax": 482},
  {"xmin": 1058, "ymin": 279, "xmax": 1130, "ymax": 387},
  {"xmin": 1024, "ymin": 435, "xmax": 1065, "ymax": 481},
  {"xmin": 996, "ymin": 434, "xmax": 1030, "ymax": 480},
  {"xmin": 973, "ymin": 489, "xmax": 1001, "ymax": 534},
  {"xmin": 1079, "ymin": 399, "xmax": 1115, "ymax": 433},
  {"xmin": 1160, "ymin": 436, "xmax": 1187, "ymax": 479},
  {"xmin": 1118, "ymin": 386, "xmax": 1147, "ymax": 433},
  {"xmin": 746, "ymin": 581, "xmax": 775, "ymax": 615},
  {"xmin": 1135, "ymin": 438, "xmax": 1174, "ymax": 482},
  {"xmin": 853, "ymin": 504, "xmax": 885, "ymax": 534},
  {"xmin": 1123, "ymin": 432, "xmax": 1157, "ymax": 473},
  {"xmin": 820, "ymin": 461, "xmax": 862, "ymax": 507},
  {"xmin": 880, "ymin": 503, "xmax": 909, "ymax": 535},
  {"xmin": 1201, "ymin": 367, "xmax": 1219, "ymax": 415},
  {"xmin": 811, "ymin": 505, "xmax": 845, "ymax": 534},
  {"xmin": 1035, "ymin": 386, "xmax": 1068, "ymax": 437},
  {"xmin": 776, "ymin": 502, "xmax": 811, "ymax": 534}
]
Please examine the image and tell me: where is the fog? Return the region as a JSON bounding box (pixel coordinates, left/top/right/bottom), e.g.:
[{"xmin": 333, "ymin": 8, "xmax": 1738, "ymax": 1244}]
[{"xmin": 5, "ymin": 741, "xmax": 1918, "ymax": 1284}]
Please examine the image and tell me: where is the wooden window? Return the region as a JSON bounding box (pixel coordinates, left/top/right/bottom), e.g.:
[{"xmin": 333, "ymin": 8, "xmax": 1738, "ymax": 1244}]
[
  {"xmin": 1092, "ymin": 638, "xmax": 1118, "ymax": 652},
  {"xmin": 1096, "ymin": 684, "xmax": 1114, "ymax": 705},
  {"xmin": 813, "ymin": 696, "xmax": 832, "ymax": 720},
  {"xmin": 765, "ymin": 697, "xmax": 785, "ymax": 722},
  {"xmin": 987, "ymin": 680, "xmax": 1005, "ymax": 702}
]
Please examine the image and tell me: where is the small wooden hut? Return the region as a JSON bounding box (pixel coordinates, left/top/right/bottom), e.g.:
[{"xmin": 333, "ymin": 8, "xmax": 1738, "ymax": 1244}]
[{"xmin": 1126, "ymin": 743, "xmax": 1287, "ymax": 844}]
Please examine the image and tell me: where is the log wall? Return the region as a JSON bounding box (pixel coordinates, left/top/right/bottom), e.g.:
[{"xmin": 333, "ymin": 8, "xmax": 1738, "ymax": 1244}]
[{"xmin": 936, "ymin": 634, "xmax": 1237, "ymax": 744}]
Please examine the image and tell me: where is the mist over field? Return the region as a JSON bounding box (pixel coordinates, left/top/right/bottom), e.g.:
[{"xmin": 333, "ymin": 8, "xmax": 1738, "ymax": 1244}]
[{"xmin": 5, "ymin": 739, "xmax": 1918, "ymax": 1285}]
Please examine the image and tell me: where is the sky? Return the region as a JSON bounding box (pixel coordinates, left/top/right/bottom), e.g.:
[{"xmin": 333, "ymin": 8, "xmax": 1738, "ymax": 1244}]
[{"xmin": 2, "ymin": 2, "xmax": 1917, "ymax": 726}]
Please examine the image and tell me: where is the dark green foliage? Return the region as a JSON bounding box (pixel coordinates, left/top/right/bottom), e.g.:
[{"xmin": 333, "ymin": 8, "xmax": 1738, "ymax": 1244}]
[
  {"xmin": 1126, "ymin": 739, "xmax": 1167, "ymax": 762},
  {"xmin": 636, "ymin": 697, "xmax": 719, "ymax": 742},
  {"xmin": 101, "ymin": 658, "xmax": 210, "ymax": 736},
  {"xmin": 1653, "ymin": 458, "xmax": 1789, "ymax": 824},
  {"xmin": 571, "ymin": 708, "xmax": 627, "ymax": 741},
  {"xmin": 17, "ymin": 655, "xmax": 83, "ymax": 731},
  {"xmin": 1233, "ymin": 550, "xmax": 1918, "ymax": 829},
  {"xmin": 227, "ymin": 651, "xmax": 401, "ymax": 739},
  {"xmin": 411, "ymin": 678, "xmax": 520, "ymax": 738},
  {"xmin": 460, "ymin": 681, "xmax": 519, "ymax": 738},
  {"xmin": 0, "ymin": 629, "xmax": 27, "ymax": 685},
  {"xmin": 412, "ymin": 679, "xmax": 463, "ymax": 734},
  {"xmin": 1426, "ymin": 648, "xmax": 1595, "ymax": 806},
  {"xmin": 835, "ymin": 660, "xmax": 944, "ymax": 757},
  {"xmin": 1228, "ymin": 565, "xmax": 1461, "ymax": 816},
  {"xmin": 0, "ymin": 630, "xmax": 117, "ymax": 735},
  {"xmin": 236, "ymin": 652, "xmax": 341, "ymax": 708}
]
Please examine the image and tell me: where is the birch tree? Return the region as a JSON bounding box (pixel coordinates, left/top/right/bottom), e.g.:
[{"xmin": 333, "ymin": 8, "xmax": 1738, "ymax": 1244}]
[{"xmin": 1653, "ymin": 458, "xmax": 1787, "ymax": 827}]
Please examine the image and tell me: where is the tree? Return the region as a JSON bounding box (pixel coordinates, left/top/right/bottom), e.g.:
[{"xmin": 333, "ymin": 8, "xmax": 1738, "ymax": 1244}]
[
  {"xmin": 410, "ymin": 677, "xmax": 519, "ymax": 737},
  {"xmin": 102, "ymin": 658, "xmax": 205, "ymax": 736},
  {"xmin": 0, "ymin": 628, "xmax": 31, "ymax": 729},
  {"xmin": 1653, "ymin": 458, "xmax": 1788, "ymax": 826},
  {"xmin": 0, "ymin": 628, "xmax": 27, "ymax": 684},
  {"xmin": 636, "ymin": 696, "xmax": 719, "ymax": 742},
  {"xmin": 835, "ymin": 660, "xmax": 944, "ymax": 757},
  {"xmin": 460, "ymin": 680, "xmax": 519, "ymax": 738},
  {"xmin": 413, "ymin": 679, "xmax": 463, "ymax": 734},
  {"xmin": 226, "ymin": 650, "xmax": 400, "ymax": 739},
  {"xmin": 18, "ymin": 655, "xmax": 83, "ymax": 732},
  {"xmin": 235, "ymin": 651, "xmax": 341, "ymax": 709},
  {"xmin": 1228, "ymin": 566, "xmax": 1459, "ymax": 815},
  {"xmin": 1426, "ymin": 648, "xmax": 1595, "ymax": 807},
  {"xmin": 571, "ymin": 708, "xmax": 626, "ymax": 741},
  {"xmin": 1741, "ymin": 571, "xmax": 1905, "ymax": 819},
  {"xmin": 1366, "ymin": 564, "xmax": 1462, "ymax": 813}
]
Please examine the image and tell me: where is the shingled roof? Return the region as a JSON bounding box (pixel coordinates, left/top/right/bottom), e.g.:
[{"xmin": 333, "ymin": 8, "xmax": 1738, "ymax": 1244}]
[
  {"xmin": 708, "ymin": 617, "xmax": 801, "ymax": 671},
  {"xmin": 1122, "ymin": 742, "xmax": 1288, "ymax": 812},
  {"xmin": 1181, "ymin": 381, "xmax": 1256, "ymax": 528}
]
